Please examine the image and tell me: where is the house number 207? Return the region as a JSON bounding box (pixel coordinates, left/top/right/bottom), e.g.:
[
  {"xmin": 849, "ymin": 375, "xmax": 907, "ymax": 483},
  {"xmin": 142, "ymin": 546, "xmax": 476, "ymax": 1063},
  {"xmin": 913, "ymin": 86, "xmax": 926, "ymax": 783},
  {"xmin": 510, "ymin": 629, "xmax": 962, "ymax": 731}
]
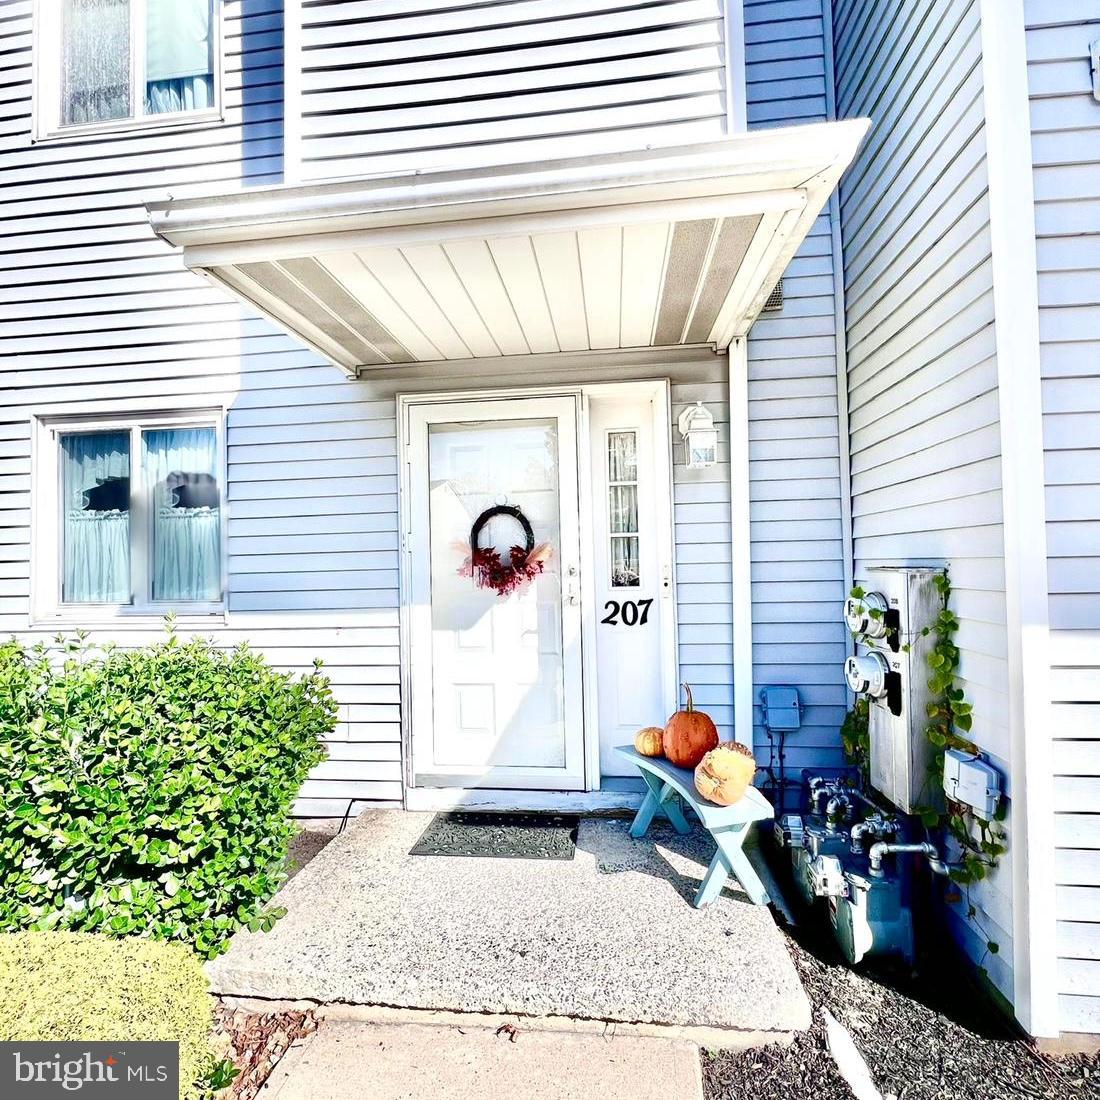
[{"xmin": 601, "ymin": 599, "xmax": 654, "ymax": 626}]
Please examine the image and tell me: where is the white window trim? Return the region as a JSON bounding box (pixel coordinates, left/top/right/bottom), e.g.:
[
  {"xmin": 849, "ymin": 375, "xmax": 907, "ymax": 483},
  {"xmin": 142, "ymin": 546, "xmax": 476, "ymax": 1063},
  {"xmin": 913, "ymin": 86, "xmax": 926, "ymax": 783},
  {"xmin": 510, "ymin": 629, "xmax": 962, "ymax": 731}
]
[
  {"xmin": 31, "ymin": 409, "xmax": 228, "ymax": 624},
  {"xmin": 32, "ymin": 0, "xmax": 225, "ymax": 143},
  {"xmin": 722, "ymin": 0, "xmax": 748, "ymax": 132}
]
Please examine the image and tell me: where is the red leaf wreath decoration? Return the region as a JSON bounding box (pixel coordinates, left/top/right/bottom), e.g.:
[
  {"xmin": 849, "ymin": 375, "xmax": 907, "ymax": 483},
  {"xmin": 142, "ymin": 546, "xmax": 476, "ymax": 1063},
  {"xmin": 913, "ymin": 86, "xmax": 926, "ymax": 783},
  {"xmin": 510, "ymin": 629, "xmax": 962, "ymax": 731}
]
[
  {"xmin": 459, "ymin": 544, "xmax": 545, "ymax": 597},
  {"xmin": 458, "ymin": 504, "xmax": 550, "ymax": 597}
]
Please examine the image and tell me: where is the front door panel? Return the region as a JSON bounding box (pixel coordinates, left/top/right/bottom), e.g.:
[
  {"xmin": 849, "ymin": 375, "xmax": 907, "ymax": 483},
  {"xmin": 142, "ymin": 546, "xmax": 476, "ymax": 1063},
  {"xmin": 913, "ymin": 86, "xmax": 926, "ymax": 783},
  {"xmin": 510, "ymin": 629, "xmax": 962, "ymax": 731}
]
[
  {"xmin": 589, "ymin": 393, "xmax": 677, "ymax": 776},
  {"xmin": 408, "ymin": 397, "xmax": 584, "ymax": 789}
]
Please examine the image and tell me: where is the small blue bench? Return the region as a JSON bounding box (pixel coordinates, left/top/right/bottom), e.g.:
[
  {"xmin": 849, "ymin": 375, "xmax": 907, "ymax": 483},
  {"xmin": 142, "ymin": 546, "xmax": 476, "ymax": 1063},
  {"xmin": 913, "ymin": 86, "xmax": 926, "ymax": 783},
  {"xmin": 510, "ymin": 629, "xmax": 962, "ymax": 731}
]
[{"xmin": 615, "ymin": 745, "xmax": 774, "ymax": 908}]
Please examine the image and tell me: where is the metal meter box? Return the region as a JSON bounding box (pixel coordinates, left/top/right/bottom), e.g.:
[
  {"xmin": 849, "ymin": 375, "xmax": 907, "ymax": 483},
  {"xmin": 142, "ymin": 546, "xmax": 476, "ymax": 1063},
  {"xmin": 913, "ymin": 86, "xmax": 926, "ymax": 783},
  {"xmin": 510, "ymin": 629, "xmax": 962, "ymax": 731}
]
[{"xmin": 859, "ymin": 566, "xmax": 945, "ymax": 814}]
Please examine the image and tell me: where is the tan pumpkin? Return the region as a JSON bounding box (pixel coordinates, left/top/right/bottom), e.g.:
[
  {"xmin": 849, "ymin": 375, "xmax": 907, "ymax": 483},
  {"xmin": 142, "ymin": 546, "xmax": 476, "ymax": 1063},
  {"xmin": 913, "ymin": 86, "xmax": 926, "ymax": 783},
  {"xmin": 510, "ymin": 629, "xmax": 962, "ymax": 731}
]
[
  {"xmin": 634, "ymin": 726, "xmax": 665, "ymax": 757},
  {"xmin": 662, "ymin": 684, "xmax": 719, "ymax": 769},
  {"xmin": 695, "ymin": 742, "xmax": 757, "ymax": 805}
]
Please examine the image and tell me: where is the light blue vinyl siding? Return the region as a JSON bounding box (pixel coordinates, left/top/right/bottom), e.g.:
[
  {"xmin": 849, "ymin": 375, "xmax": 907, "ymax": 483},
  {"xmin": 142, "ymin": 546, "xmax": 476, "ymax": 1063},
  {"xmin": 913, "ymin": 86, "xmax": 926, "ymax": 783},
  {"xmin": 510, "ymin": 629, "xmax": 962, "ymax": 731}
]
[
  {"xmin": 0, "ymin": 0, "xmax": 748, "ymax": 811},
  {"xmin": 746, "ymin": 0, "xmax": 849, "ymax": 778},
  {"xmin": 0, "ymin": 0, "xmax": 408, "ymax": 812},
  {"xmin": 832, "ymin": 0, "xmax": 1013, "ymax": 1002},
  {"xmin": 1, "ymin": 0, "xmax": 843, "ymax": 818}
]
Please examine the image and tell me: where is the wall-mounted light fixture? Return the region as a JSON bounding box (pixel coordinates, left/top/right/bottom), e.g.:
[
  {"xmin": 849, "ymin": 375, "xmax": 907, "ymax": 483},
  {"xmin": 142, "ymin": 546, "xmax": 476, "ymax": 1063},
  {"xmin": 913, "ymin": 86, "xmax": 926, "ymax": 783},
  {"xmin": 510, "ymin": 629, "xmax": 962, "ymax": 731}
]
[{"xmin": 677, "ymin": 401, "xmax": 718, "ymax": 469}]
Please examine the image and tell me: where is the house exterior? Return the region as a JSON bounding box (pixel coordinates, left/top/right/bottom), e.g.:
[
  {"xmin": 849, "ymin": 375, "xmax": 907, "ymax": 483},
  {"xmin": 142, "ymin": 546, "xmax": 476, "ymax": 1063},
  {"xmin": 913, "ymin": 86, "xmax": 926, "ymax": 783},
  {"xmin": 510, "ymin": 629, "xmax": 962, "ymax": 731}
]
[{"xmin": 0, "ymin": 0, "xmax": 1095, "ymax": 1041}]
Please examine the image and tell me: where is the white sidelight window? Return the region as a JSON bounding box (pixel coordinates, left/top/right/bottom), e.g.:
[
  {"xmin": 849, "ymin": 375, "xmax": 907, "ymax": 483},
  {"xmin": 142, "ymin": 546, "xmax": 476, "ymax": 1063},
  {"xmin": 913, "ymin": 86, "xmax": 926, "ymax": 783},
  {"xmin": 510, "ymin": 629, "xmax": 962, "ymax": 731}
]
[
  {"xmin": 35, "ymin": 0, "xmax": 220, "ymax": 137},
  {"xmin": 36, "ymin": 413, "xmax": 224, "ymax": 616},
  {"xmin": 607, "ymin": 430, "xmax": 640, "ymax": 588}
]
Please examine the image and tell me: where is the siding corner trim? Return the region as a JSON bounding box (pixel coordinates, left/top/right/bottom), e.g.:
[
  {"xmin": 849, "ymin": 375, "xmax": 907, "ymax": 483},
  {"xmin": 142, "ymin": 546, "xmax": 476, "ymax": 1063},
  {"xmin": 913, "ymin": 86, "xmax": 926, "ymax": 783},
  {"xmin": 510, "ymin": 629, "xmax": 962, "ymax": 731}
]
[{"xmin": 979, "ymin": 0, "xmax": 1058, "ymax": 1040}]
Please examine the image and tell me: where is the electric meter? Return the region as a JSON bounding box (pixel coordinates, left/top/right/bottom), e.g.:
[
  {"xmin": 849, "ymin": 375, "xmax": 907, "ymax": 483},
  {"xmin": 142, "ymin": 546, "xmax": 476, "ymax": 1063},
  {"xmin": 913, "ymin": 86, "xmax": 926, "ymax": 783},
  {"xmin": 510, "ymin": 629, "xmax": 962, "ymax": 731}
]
[
  {"xmin": 845, "ymin": 652, "xmax": 889, "ymax": 698},
  {"xmin": 844, "ymin": 591, "xmax": 889, "ymax": 638}
]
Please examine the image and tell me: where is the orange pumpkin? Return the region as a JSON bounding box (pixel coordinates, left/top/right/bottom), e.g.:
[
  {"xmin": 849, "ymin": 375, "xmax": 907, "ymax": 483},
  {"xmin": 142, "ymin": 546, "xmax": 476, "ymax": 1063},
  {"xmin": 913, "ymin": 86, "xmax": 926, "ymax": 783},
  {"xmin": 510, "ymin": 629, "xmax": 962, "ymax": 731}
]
[
  {"xmin": 695, "ymin": 742, "xmax": 757, "ymax": 805},
  {"xmin": 634, "ymin": 726, "xmax": 665, "ymax": 757},
  {"xmin": 663, "ymin": 684, "xmax": 719, "ymax": 769}
]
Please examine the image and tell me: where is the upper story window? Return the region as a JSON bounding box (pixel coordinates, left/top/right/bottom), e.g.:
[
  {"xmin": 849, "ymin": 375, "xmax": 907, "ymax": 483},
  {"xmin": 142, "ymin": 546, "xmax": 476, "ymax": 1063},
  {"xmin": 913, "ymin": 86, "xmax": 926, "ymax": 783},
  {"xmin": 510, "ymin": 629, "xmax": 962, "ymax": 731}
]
[
  {"xmin": 36, "ymin": 0, "xmax": 220, "ymax": 138},
  {"xmin": 34, "ymin": 412, "xmax": 225, "ymax": 619}
]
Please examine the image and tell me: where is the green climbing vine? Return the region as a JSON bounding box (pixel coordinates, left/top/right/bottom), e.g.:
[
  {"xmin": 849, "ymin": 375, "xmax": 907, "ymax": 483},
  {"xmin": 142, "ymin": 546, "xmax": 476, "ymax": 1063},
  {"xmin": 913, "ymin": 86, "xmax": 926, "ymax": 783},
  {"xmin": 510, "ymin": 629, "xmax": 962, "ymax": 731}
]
[
  {"xmin": 839, "ymin": 695, "xmax": 869, "ymax": 786},
  {"xmin": 843, "ymin": 573, "xmax": 1008, "ymax": 890}
]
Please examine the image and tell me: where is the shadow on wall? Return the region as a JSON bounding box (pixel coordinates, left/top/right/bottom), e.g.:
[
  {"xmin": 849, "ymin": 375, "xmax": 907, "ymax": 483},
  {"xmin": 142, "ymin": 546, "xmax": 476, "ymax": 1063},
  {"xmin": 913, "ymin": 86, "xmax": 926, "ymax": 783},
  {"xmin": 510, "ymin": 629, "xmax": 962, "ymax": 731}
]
[{"xmin": 240, "ymin": 0, "xmax": 285, "ymax": 185}]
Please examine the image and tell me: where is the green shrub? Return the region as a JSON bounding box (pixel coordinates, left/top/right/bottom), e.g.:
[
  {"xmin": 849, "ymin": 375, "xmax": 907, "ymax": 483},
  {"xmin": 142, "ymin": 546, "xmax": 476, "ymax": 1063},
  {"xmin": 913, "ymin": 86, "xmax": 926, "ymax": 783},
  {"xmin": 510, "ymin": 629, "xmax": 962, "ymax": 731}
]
[
  {"xmin": 0, "ymin": 931, "xmax": 213, "ymax": 1100},
  {"xmin": 0, "ymin": 630, "xmax": 333, "ymax": 957}
]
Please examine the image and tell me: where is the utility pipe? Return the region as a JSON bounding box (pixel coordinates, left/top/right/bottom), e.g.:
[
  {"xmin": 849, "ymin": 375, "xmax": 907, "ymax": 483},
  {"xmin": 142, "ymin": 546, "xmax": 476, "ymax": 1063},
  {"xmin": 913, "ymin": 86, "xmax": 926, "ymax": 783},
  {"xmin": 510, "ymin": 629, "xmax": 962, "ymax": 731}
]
[
  {"xmin": 850, "ymin": 815, "xmax": 895, "ymax": 855},
  {"xmin": 868, "ymin": 841, "xmax": 948, "ymax": 878}
]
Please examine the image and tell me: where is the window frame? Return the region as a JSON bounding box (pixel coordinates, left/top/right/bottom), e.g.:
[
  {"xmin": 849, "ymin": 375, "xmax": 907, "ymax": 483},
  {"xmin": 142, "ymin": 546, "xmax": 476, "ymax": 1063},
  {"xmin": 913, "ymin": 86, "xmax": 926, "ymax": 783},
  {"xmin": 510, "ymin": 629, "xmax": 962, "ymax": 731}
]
[
  {"xmin": 32, "ymin": 0, "xmax": 225, "ymax": 142},
  {"xmin": 33, "ymin": 409, "xmax": 228, "ymax": 622}
]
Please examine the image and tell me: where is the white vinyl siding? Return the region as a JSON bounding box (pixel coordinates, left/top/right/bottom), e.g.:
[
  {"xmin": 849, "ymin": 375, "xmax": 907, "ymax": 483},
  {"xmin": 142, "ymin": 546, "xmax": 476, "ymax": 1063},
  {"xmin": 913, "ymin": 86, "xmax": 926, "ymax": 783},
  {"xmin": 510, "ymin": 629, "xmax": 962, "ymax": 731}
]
[
  {"xmin": 295, "ymin": 0, "xmax": 734, "ymax": 180},
  {"xmin": 1025, "ymin": 0, "xmax": 1100, "ymax": 1036},
  {"xmin": 745, "ymin": 0, "xmax": 849, "ymax": 776},
  {"xmin": 832, "ymin": 0, "xmax": 1014, "ymax": 1001}
]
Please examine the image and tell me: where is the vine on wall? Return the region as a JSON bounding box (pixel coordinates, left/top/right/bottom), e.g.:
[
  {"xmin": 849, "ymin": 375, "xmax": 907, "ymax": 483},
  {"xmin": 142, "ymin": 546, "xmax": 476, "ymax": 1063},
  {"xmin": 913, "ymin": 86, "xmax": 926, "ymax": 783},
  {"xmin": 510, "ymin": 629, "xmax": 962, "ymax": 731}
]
[
  {"xmin": 839, "ymin": 695, "xmax": 869, "ymax": 782},
  {"xmin": 844, "ymin": 572, "xmax": 1008, "ymax": 894}
]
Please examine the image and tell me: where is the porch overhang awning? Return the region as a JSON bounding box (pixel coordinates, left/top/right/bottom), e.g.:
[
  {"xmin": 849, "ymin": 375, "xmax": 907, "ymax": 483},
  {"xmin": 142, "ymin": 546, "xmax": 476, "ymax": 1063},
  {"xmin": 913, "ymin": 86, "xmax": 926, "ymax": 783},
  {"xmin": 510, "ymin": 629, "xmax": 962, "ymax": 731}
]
[{"xmin": 147, "ymin": 120, "xmax": 868, "ymax": 376}]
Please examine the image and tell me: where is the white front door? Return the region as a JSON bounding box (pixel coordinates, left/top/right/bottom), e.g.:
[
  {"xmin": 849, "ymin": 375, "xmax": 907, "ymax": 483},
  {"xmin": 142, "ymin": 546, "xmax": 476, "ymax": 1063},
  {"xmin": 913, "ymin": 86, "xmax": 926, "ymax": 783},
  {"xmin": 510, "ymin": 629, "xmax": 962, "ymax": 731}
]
[
  {"xmin": 587, "ymin": 391, "xmax": 678, "ymax": 776},
  {"xmin": 407, "ymin": 397, "xmax": 585, "ymax": 789}
]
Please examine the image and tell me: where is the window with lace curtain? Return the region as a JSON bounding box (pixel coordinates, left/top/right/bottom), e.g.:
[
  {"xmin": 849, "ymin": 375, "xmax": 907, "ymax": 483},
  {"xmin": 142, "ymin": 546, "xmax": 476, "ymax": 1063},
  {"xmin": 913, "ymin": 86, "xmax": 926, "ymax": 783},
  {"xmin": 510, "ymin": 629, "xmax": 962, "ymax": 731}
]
[
  {"xmin": 607, "ymin": 431, "xmax": 640, "ymax": 587},
  {"xmin": 35, "ymin": 0, "xmax": 220, "ymax": 137},
  {"xmin": 34, "ymin": 413, "xmax": 224, "ymax": 617}
]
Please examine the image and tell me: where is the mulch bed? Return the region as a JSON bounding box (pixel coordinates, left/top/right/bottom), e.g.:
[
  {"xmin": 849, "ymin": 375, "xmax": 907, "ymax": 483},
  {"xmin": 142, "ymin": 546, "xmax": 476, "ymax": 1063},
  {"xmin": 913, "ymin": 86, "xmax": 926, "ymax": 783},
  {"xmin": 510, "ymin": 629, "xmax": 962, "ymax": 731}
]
[
  {"xmin": 204, "ymin": 824, "xmax": 339, "ymax": 1098},
  {"xmin": 213, "ymin": 1002, "xmax": 320, "ymax": 1100},
  {"xmin": 704, "ymin": 922, "xmax": 1100, "ymax": 1100}
]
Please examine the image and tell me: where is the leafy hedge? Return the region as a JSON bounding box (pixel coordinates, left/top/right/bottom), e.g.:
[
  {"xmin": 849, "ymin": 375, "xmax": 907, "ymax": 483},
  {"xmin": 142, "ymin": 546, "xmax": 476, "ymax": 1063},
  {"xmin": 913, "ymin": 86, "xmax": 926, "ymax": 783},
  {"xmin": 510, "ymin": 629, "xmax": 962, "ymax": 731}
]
[
  {"xmin": 0, "ymin": 931, "xmax": 214, "ymax": 1100},
  {"xmin": 0, "ymin": 631, "xmax": 334, "ymax": 958}
]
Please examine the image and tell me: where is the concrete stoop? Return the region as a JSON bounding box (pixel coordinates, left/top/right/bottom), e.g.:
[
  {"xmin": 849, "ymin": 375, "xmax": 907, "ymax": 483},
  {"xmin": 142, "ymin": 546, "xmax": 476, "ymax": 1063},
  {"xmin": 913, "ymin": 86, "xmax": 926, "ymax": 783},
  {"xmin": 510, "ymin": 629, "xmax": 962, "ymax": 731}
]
[
  {"xmin": 211, "ymin": 811, "xmax": 811, "ymax": 1038},
  {"xmin": 259, "ymin": 1017, "xmax": 704, "ymax": 1100}
]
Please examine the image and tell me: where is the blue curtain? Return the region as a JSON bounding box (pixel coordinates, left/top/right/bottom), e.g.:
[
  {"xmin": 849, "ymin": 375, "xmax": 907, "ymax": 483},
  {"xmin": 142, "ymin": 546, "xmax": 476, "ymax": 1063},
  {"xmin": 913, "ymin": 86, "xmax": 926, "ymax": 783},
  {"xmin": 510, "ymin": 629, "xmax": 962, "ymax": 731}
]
[
  {"xmin": 145, "ymin": 75, "xmax": 213, "ymax": 115},
  {"xmin": 145, "ymin": 0, "xmax": 213, "ymax": 116},
  {"xmin": 61, "ymin": 431, "xmax": 131, "ymax": 603},
  {"xmin": 143, "ymin": 428, "xmax": 220, "ymax": 603}
]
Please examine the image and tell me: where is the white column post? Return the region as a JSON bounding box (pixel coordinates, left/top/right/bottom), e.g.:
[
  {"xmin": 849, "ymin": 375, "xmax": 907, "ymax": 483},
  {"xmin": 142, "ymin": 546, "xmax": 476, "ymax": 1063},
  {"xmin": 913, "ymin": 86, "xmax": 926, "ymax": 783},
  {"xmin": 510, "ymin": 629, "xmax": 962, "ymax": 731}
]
[
  {"xmin": 979, "ymin": 0, "xmax": 1058, "ymax": 1038},
  {"xmin": 729, "ymin": 338, "xmax": 754, "ymax": 745}
]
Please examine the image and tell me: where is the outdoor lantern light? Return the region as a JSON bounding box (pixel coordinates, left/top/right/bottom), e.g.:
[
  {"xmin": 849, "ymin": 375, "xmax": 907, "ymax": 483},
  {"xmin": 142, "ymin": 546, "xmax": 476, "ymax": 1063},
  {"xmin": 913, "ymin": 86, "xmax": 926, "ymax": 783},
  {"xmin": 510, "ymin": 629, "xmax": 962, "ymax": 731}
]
[{"xmin": 677, "ymin": 401, "xmax": 718, "ymax": 469}]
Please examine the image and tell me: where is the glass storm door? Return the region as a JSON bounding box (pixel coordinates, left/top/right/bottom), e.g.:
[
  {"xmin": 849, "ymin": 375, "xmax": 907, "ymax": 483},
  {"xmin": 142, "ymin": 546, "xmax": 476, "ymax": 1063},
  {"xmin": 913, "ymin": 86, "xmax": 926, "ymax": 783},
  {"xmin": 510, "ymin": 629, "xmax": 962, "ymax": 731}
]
[{"xmin": 407, "ymin": 397, "xmax": 585, "ymax": 790}]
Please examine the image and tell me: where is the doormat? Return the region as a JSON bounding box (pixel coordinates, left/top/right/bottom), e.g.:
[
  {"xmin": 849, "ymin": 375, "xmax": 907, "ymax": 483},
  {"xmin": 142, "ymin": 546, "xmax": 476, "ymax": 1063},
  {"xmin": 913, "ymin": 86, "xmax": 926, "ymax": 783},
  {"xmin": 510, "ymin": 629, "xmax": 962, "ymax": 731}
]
[{"xmin": 409, "ymin": 812, "xmax": 578, "ymax": 860}]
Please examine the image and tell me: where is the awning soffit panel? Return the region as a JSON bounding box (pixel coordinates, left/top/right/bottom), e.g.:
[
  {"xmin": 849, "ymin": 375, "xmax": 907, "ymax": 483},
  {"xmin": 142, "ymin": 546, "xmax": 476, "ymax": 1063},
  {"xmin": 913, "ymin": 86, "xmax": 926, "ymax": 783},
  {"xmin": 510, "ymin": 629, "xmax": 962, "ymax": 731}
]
[{"xmin": 149, "ymin": 120, "xmax": 869, "ymax": 374}]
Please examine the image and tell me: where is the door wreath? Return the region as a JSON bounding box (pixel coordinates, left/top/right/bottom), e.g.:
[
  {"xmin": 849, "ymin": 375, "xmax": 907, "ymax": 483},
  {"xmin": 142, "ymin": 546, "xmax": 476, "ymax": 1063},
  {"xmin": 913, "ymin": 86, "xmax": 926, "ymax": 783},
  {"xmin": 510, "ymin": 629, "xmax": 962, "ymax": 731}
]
[{"xmin": 458, "ymin": 504, "xmax": 550, "ymax": 596}]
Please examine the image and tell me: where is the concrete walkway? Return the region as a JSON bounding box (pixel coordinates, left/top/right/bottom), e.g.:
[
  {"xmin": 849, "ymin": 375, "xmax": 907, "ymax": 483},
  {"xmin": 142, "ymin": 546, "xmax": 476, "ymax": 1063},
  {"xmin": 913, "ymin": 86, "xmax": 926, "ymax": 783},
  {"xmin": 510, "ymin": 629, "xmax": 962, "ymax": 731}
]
[
  {"xmin": 260, "ymin": 1018, "xmax": 703, "ymax": 1100},
  {"xmin": 212, "ymin": 810, "xmax": 809, "ymax": 1042}
]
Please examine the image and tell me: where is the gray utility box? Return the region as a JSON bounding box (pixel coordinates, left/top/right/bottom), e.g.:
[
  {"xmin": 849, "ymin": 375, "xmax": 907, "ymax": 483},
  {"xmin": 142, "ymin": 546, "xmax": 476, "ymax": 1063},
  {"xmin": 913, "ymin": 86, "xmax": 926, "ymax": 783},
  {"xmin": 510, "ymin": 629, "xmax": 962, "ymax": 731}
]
[{"xmin": 863, "ymin": 566, "xmax": 945, "ymax": 814}]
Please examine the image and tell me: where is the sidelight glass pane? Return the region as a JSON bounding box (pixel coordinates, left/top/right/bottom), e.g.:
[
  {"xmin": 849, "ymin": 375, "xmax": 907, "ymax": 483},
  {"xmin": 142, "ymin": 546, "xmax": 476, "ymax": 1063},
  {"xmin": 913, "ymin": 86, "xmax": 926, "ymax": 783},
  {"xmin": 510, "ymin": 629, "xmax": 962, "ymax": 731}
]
[
  {"xmin": 61, "ymin": 431, "xmax": 131, "ymax": 603},
  {"xmin": 609, "ymin": 485, "xmax": 638, "ymax": 534},
  {"xmin": 608, "ymin": 431, "xmax": 637, "ymax": 482},
  {"xmin": 607, "ymin": 430, "xmax": 640, "ymax": 587},
  {"xmin": 61, "ymin": 0, "xmax": 132, "ymax": 126},
  {"xmin": 142, "ymin": 427, "xmax": 221, "ymax": 602},
  {"xmin": 611, "ymin": 538, "xmax": 640, "ymax": 588},
  {"xmin": 145, "ymin": 0, "xmax": 215, "ymax": 115}
]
